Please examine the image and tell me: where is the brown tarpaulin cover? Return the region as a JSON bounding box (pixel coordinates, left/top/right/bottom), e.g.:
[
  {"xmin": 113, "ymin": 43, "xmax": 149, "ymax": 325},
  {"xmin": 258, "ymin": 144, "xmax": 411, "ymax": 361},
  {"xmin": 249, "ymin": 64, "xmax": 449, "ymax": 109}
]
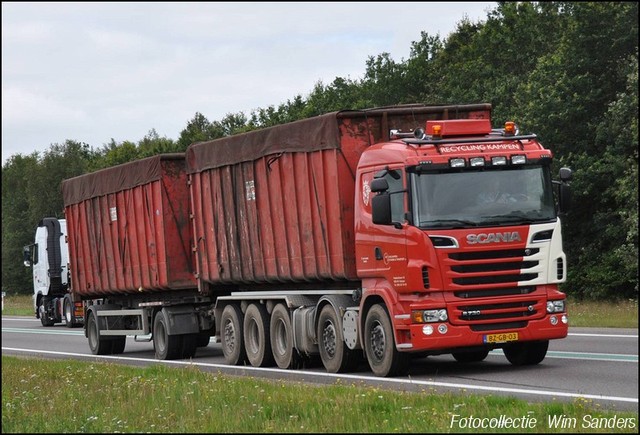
[
  {"xmin": 186, "ymin": 111, "xmax": 341, "ymax": 173},
  {"xmin": 61, "ymin": 154, "xmax": 185, "ymax": 206}
]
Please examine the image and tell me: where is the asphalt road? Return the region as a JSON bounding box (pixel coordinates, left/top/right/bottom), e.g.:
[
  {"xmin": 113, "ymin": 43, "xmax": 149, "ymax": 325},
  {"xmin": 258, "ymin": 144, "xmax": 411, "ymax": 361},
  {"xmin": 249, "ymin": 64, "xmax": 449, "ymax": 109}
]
[{"xmin": 2, "ymin": 316, "xmax": 637, "ymax": 412}]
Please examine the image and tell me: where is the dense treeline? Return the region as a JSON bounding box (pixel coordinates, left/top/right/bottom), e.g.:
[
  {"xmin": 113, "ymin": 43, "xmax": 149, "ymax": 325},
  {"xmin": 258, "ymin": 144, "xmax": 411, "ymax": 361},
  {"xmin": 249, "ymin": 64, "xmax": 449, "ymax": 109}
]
[{"xmin": 2, "ymin": 2, "xmax": 637, "ymax": 300}]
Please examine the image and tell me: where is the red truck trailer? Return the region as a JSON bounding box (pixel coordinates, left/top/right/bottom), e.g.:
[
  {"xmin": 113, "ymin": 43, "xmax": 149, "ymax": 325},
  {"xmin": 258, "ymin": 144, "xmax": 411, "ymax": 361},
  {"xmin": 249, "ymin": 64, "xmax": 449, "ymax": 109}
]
[{"xmin": 61, "ymin": 103, "xmax": 572, "ymax": 376}]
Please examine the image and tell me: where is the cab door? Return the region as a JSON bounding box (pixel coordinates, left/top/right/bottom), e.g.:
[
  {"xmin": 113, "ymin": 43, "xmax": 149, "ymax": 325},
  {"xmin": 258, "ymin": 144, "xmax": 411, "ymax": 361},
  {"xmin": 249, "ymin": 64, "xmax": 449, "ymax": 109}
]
[{"xmin": 355, "ymin": 167, "xmax": 409, "ymax": 289}]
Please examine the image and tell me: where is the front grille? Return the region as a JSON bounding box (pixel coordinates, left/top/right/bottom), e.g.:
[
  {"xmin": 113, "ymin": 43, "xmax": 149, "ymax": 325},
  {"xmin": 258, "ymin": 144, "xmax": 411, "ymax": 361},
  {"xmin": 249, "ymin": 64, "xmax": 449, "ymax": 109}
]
[
  {"xmin": 422, "ymin": 266, "xmax": 430, "ymax": 289},
  {"xmin": 449, "ymin": 248, "xmax": 540, "ymax": 286},
  {"xmin": 457, "ymin": 300, "xmax": 538, "ymax": 321},
  {"xmin": 454, "ymin": 286, "xmax": 536, "ymax": 299},
  {"xmin": 557, "ymin": 258, "xmax": 564, "ymax": 280},
  {"xmin": 470, "ymin": 321, "xmax": 527, "ymax": 332}
]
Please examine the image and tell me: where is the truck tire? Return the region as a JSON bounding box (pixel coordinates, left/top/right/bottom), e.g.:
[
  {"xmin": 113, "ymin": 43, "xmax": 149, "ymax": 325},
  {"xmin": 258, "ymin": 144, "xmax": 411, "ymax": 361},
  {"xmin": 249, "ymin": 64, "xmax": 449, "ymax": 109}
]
[
  {"xmin": 220, "ymin": 304, "xmax": 246, "ymax": 365},
  {"xmin": 503, "ymin": 340, "xmax": 549, "ymax": 366},
  {"xmin": 87, "ymin": 312, "xmax": 112, "ymax": 355},
  {"xmin": 39, "ymin": 298, "xmax": 55, "ymax": 327},
  {"xmin": 181, "ymin": 334, "xmax": 198, "ymax": 358},
  {"xmin": 452, "ymin": 349, "xmax": 490, "ymax": 363},
  {"xmin": 270, "ymin": 303, "xmax": 294, "ymax": 369},
  {"xmin": 364, "ymin": 304, "xmax": 409, "ymax": 377},
  {"xmin": 317, "ymin": 304, "xmax": 359, "ymax": 373},
  {"xmin": 64, "ymin": 296, "xmax": 77, "ymax": 328},
  {"xmin": 196, "ymin": 332, "xmax": 211, "ymax": 348},
  {"xmin": 243, "ymin": 303, "xmax": 274, "ymax": 367},
  {"xmin": 111, "ymin": 336, "xmax": 126, "ymax": 355},
  {"xmin": 153, "ymin": 311, "xmax": 183, "ymax": 360}
]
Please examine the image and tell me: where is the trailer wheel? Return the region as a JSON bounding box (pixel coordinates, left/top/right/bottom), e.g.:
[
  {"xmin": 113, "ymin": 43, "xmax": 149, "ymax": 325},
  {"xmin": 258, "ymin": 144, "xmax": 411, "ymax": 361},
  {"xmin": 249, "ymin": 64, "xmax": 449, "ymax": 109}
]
[
  {"xmin": 87, "ymin": 312, "xmax": 112, "ymax": 355},
  {"xmin": 220, "ymin": 304, "xmax": 246, "ymax": 365},
  {"xmin": 270, "ymin": 304, "xmax": 294, "ymax": 369},
  {"xmin": 364, "ymin": 304, "xmax": 409, "ymax": 377},
  {"xmin": 317, "ymin": 304, "xmax": 359, "ymax": 373},
  {"xmin": 452, "ymin": 349, "xmax": 490, "ymax": 363},
  {"xmin": 243, "ymin": 304, "xmax": 274, "ymax": 367},
  {"xmin": 64, "ymin": 296, "xmax": 77, "ymax": 328},
  {"xmin": 181, "ymin": 334, "xmax": 198, "ymax": 358},
  {"xmin": 503, "ymin": 340, "xmax": 549, "ymax": 366},
  {"xmin": 153, "ymin": 311, "xmax": 183, "ymax": 360}
]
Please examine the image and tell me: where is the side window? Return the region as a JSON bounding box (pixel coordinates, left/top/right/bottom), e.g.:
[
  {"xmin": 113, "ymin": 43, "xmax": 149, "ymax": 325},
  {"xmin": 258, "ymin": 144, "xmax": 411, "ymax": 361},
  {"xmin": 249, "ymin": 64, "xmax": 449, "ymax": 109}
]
[
  {"xmin": 33, "ymin": 244, "xmax": 39, "ymax": 265},
  {"xmin": 385, "ymin": 170, "xmax": 405, "ymax": 223}
]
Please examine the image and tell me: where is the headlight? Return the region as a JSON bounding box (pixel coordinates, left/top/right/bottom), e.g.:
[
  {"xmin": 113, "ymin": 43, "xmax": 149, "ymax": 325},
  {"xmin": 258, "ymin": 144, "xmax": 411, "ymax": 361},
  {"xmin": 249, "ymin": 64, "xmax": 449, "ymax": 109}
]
[
  {"xmin": 546, "ymin": 300, "xmax": 565, "ymax": 313},
  {"xmin": 413, "ymin": 309, "xmax": 448, "ymax": 323}
]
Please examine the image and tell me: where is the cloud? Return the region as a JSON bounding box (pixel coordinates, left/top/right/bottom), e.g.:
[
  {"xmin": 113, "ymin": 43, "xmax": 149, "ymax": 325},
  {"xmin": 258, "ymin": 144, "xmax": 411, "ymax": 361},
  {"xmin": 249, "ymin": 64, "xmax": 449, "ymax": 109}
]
[{"xmin": 2, "ymin": 2, "xmax": 496, "ymax": 163}]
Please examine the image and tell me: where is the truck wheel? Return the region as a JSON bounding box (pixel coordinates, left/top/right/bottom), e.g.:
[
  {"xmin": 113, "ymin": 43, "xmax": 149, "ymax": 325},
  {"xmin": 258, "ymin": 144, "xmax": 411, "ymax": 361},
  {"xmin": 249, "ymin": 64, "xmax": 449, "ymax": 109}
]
[
  {"xmin": 317, "ymin": 304, "xmax": 359, "ymax": 373},
  {"xmin": 364, "ymin": 304, "xmax": 409, "ymax": 377},
  {"xmin": 39, "ymin": 298, "xmax": 55, "ymax": 327},
  {"xmin": 243, "ymin": 303, "xmax": 274, "ymax": 367},
  {"xmin": 153, "ymin": 311, "xmax": 183, "ymax": 360},
  {"xmin": 270, "ymin": 304, "xmax": 294, "ymax": 369},
  {"xmin": 220, "ymin": 304, "xmax": 246, "ymax": 365},
  {"xmin": 111, "ymin": 336, "xmax": 126, "ymax": 355},
  {"xmin": 452, "ymin": 349, "xmax": 490, "ymax": 363},
  {"xmin": 87, "ymin": 312, "xmax": 112, "ymax": 355},
  {"xmin": 196, "ymin": 332, "xmax": 211, "ymax": 348},
  {"xmin": 503, "ymin": 340, "xmax": 549, "ymax": 366},
  {"xmin": 64, "ymin": 296, "xmax": 77, "ymax": 328}
]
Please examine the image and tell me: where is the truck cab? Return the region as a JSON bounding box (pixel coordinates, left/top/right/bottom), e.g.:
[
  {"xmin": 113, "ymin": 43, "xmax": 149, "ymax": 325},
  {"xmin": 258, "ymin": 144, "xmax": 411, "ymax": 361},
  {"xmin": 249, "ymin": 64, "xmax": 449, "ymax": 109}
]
[
  {"xmin": 23, "ymin": 217, "xmax": 81, "ymax": 327},
  {"xmin": 354, "ymin": 117, "xmax": 572, "ymax": 375}
]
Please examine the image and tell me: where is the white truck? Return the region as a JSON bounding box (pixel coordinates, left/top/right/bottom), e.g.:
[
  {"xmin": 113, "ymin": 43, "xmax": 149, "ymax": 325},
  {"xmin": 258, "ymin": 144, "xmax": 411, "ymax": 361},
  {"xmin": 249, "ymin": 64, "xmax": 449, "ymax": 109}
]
[{"xmin": 23, "ymin": 217, "xmax": 83, "ymax": 327}]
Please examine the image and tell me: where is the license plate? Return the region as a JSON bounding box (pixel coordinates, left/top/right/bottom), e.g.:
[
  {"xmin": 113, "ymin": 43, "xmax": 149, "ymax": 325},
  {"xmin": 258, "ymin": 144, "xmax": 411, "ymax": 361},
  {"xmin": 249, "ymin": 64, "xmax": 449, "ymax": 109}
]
[{"xmin": 483, "ymin": 332, "xmax": 519, "ymax": 343}]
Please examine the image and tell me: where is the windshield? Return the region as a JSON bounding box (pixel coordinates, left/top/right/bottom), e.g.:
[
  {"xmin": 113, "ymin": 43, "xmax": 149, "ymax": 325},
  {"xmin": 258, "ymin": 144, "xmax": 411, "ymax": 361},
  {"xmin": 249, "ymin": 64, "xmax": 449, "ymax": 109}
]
[{"xmin": 411, "ymin": 165, "xmax": 556, "ymax": 229}]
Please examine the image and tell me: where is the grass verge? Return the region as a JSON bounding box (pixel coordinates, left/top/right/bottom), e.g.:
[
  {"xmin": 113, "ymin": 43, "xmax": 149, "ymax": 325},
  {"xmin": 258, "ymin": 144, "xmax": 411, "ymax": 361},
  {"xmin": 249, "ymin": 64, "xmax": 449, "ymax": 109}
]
[{"xmin": 2, "ymin": 356, "xmax": 637, "ymax": 433}]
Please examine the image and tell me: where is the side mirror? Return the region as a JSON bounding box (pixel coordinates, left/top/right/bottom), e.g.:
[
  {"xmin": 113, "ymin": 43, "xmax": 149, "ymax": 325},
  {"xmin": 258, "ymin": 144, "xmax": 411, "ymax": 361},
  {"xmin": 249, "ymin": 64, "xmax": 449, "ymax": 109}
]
[
  {"xmin": 558, "ymin": 167, "xmax": 572, "ymax": 214},
  {"xmin": 372, "ymin": 193, "xmax": 392, "ymax": 225},
  {"xmin": 559, "ymin": 167, "xmax": 572, "ymax": 182},
  {"xmin": 370, "ymin": 178, "xmax": 389, "ymax": 193},
  {"xmin": 23, "ymin": 246, "xmax": 32, "ymax": 267},
  {"xmin": 559, "ymin": 184, "xmax": 571, "ymax": 214}
]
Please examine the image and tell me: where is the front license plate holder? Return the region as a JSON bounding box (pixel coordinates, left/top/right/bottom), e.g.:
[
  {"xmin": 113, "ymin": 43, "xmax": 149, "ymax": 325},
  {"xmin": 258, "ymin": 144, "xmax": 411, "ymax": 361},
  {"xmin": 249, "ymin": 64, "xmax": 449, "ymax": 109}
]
[{"xmin": 483, "ymin": 332, "xmax": 519, "ymax": 344}]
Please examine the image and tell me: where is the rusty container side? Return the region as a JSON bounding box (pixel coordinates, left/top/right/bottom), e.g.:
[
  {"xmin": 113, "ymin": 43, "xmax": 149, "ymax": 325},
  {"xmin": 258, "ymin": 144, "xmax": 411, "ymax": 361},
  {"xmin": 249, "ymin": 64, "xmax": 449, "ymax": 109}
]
[
  {"xmin": 187, "ymin": 112, "xmax": 360, "ymax": 287},
  {"xmin": 186, "ymin": 104, "xmax": 492, "ymax": 289},
  {"xmin": 62, "ymin": 154, "xmax": 195, "ymax": 298}
]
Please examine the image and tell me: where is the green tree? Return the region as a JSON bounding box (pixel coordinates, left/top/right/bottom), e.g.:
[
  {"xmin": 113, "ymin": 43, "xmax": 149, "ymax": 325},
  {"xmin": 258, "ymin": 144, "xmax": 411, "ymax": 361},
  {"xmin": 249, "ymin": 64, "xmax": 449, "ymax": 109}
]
[{"xmin": 2, "ymin": 154, "xmax": 39, "ymax": 294}]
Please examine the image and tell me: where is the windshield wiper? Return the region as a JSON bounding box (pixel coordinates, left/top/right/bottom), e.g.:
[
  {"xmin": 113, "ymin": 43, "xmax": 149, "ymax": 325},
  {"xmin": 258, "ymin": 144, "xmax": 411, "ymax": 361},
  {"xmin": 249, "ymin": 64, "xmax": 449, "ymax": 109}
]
[
  {"xmin": 481, "ymin": 214, "xmax": 541, "ymax": 225},
  {"xmin": 422, "ymin": 219, "xmax": 479, "ymax": 228}
]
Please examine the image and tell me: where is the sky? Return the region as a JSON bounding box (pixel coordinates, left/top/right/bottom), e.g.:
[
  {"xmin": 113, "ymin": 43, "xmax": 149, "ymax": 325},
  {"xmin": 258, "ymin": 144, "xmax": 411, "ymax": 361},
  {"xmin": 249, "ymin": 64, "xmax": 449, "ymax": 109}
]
[{"xmin": 2, "ymin": 2, "xmax": 496, "ymax": 164}]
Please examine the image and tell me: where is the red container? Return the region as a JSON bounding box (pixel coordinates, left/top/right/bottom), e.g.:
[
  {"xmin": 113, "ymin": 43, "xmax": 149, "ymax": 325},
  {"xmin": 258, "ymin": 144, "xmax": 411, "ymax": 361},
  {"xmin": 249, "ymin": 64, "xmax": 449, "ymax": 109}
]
[
  {"xmin": 186, "ymin": 104, "xmax": 491, "ymax": 288},
  {"xmin": 62, "ymin": 154, "xmax": 195, "ymax": 297}
]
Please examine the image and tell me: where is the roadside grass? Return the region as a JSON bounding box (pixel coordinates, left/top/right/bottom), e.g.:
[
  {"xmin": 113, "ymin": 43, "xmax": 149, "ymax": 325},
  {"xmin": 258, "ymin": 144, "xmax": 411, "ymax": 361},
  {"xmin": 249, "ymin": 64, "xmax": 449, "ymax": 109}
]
[
  {"xmin": 2, "ymin": 356, "xmax": 637, "ymax": 433},
  {"xmin": 3, "ymin": 294, "xmax": 638, "ymax": 328},
  {"xmin": 2, "ymin": 294, "xmax": 32, "ymax": 316}
]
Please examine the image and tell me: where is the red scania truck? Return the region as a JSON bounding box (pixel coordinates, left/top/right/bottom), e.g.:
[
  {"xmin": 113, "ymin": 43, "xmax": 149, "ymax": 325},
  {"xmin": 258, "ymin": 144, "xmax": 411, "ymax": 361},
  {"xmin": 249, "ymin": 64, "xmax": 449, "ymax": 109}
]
[{"xmin": 56, "ymin": 103, "xmax": 571, "ymax": 376}]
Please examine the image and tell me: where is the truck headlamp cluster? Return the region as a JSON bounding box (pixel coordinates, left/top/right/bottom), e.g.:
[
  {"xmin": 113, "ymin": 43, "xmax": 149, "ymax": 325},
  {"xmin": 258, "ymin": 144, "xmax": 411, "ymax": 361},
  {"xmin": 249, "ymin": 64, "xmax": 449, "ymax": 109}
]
[
  {"xmin": 511, "ymin": 155, "xmax": 527, "ymax": 165},
  {"xmin": 546, "ymin": 300, "xmax": 565, "ymax": 313},
  {"xmin": 469, "ymin": 157, "xmax": 485, "ymax": 167},
  {"xmin": 412, "ymin": 309, "xmax": 448, "ymax": 323},
  {"xmin": 449, "ymin": 155, "xmax": 527, "ymax": 168},
  {"xmin": 449, "ymin": 158, "xmax": 466, "ymax": 168},
  {"xmin": 491, "ymin": 156, "xmax": 507, "ymax": 165}
]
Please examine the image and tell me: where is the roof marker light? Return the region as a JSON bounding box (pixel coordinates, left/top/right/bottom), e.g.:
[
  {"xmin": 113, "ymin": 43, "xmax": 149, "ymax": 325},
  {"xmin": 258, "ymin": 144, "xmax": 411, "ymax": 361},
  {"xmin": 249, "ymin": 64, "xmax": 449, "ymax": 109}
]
[
  {"xmin": 504, "ymin": 121, "xmax": 516, "ymax": 136},
  {"xmin": 432, "ymin": 124, "xmax": 442, "ymax": 139}
]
